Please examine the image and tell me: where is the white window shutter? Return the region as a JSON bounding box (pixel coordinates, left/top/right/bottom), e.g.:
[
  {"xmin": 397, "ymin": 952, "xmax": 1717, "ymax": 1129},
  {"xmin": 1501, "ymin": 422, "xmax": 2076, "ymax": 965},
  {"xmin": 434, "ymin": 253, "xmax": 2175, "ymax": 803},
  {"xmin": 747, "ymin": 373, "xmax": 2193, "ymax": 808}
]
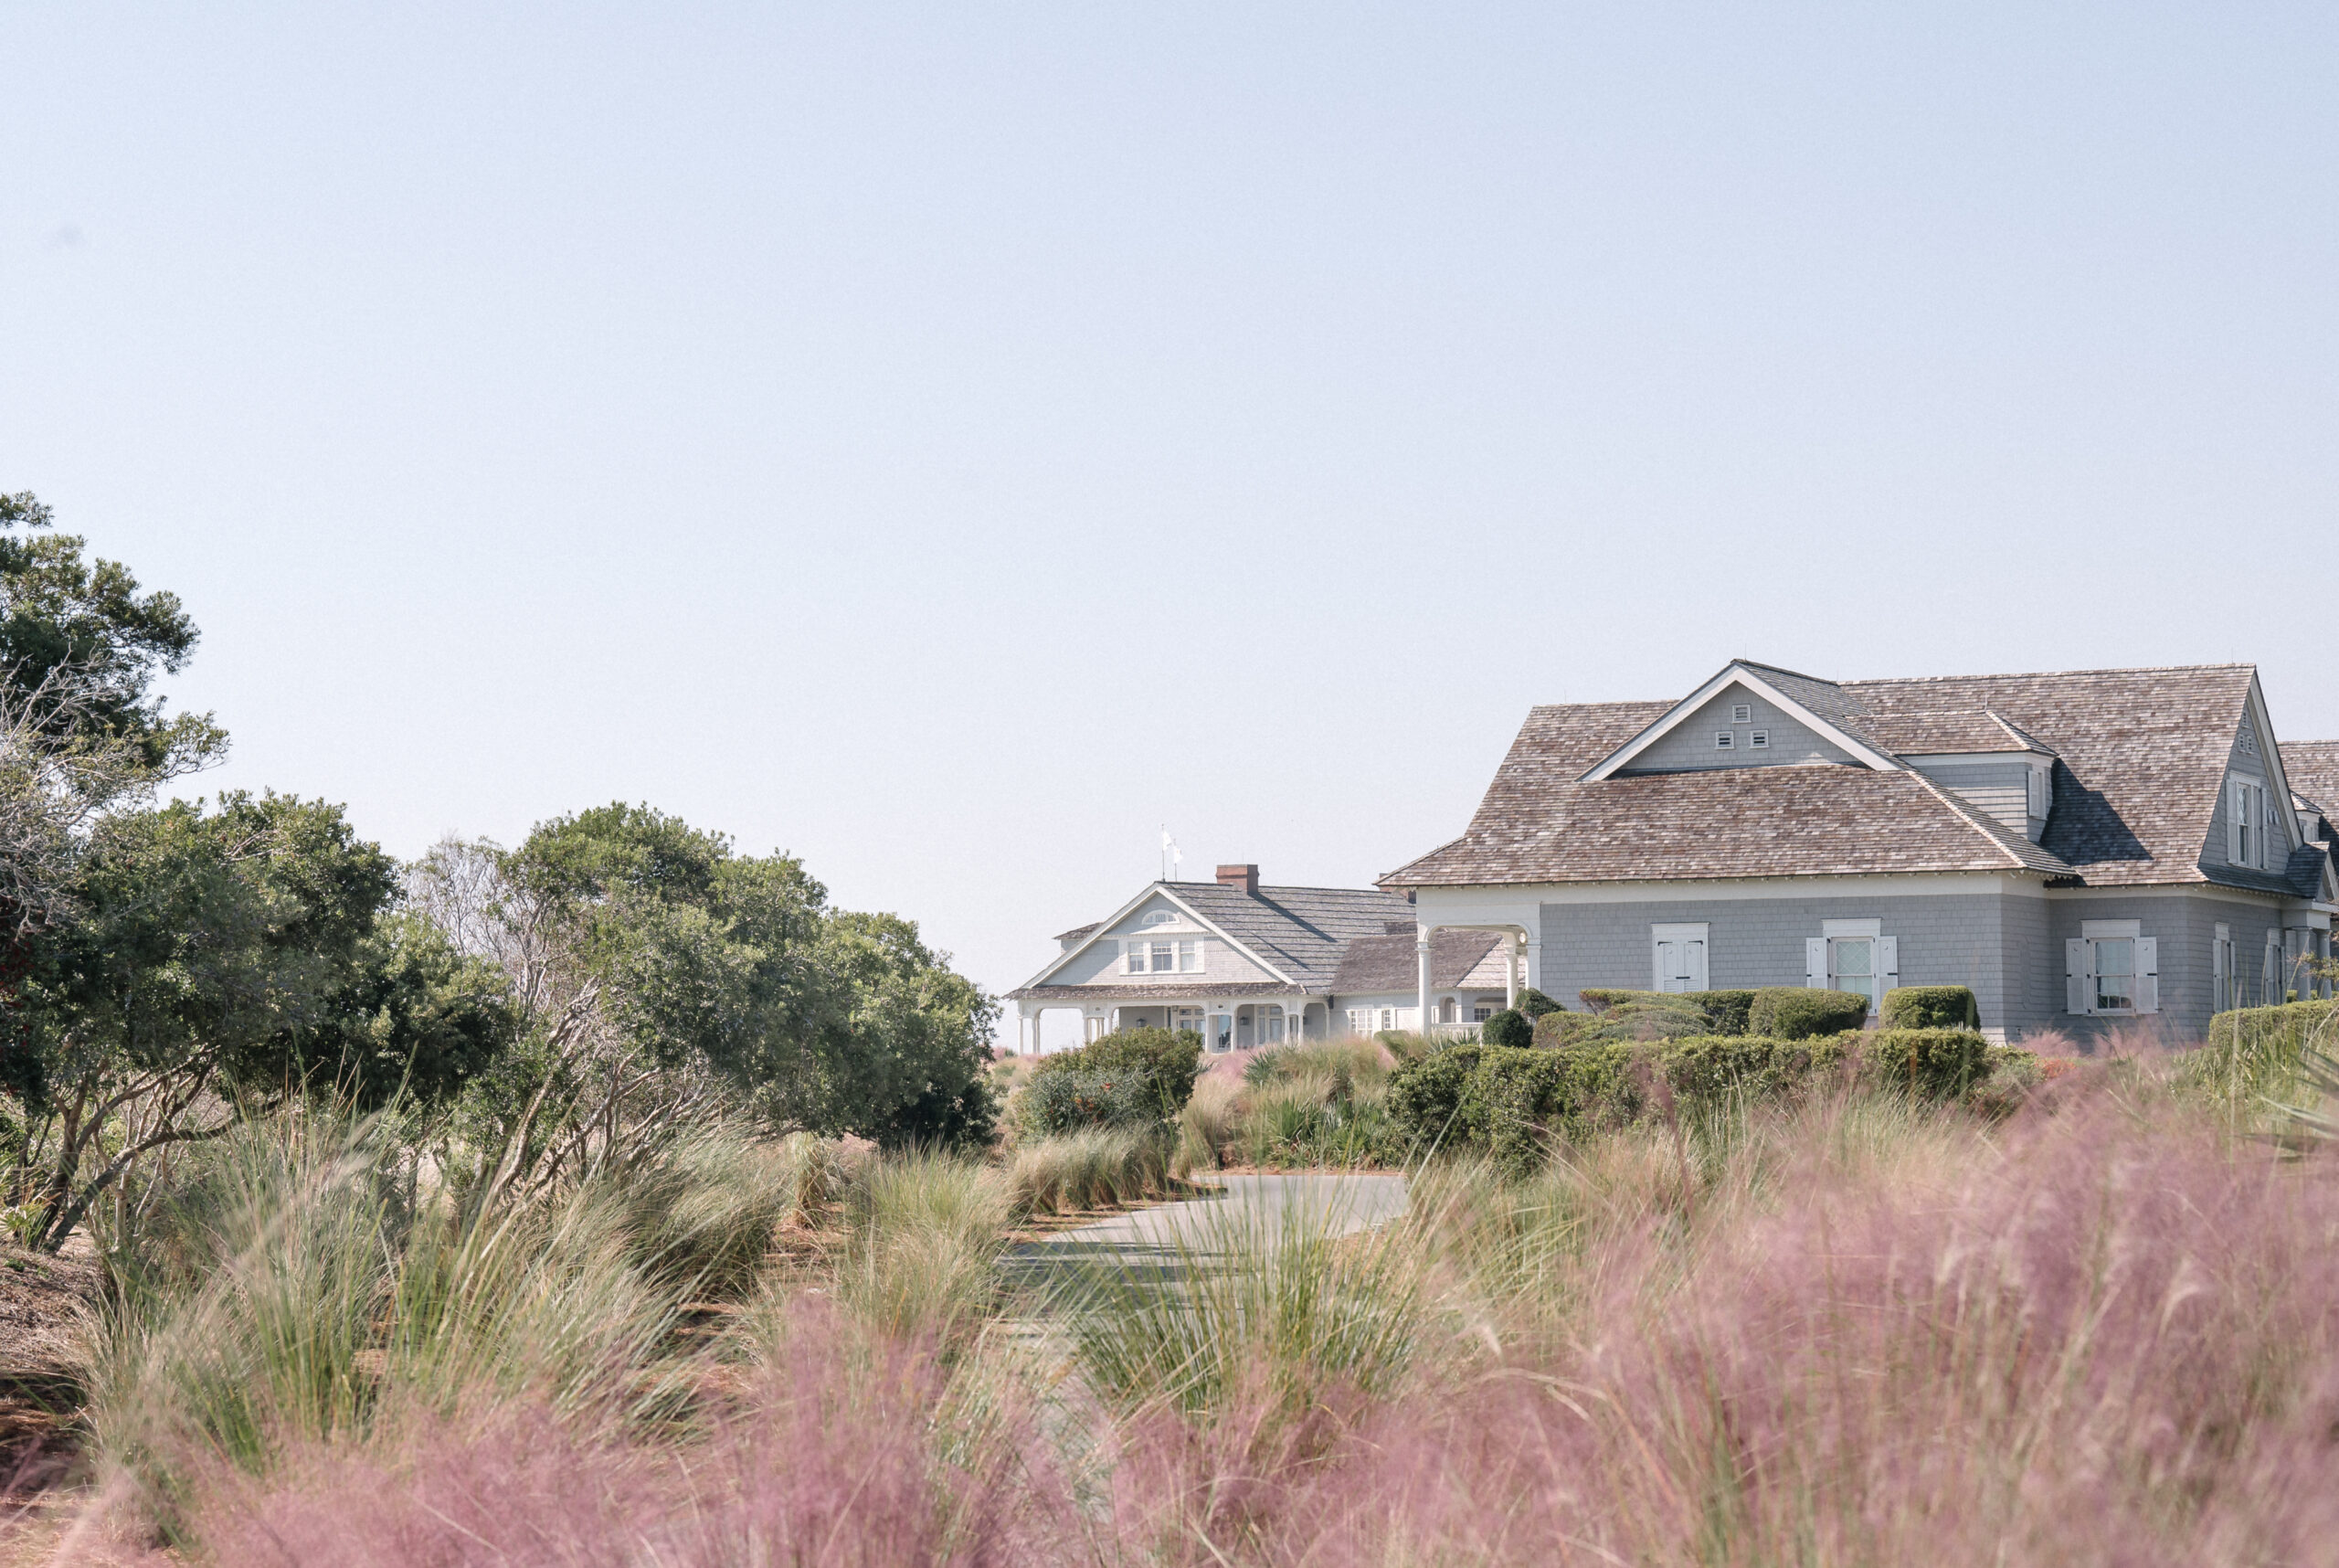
[
  {"xmin": 1805, "ymin": 938, "xmax": 1826, "ymax": 990},
  {"xmin": 1121, "ymin": 940, "xmax": 1135, "ymax": 976},
  {"xmin": 2135, "ymin": 937, "xmax": 2158, "ymax": 1014},
  {"xmin": 2066, "ymin": 938, "xmax": 2090, "ymax": 1014},
  {"xmin": 1652, "ymin": 940, "xmax": 1671, "ymax": 991},
  {"xmin": 1877, "ymin": 936, "xmax": 1899, "ymax": 997},
  {"xmin": 2228, "ymin": 780, "xmax": 2245, "ymax": 863},
  {"xmin": 1688, "ymin": 940, "xmax": 1709, "ymax": 992}
]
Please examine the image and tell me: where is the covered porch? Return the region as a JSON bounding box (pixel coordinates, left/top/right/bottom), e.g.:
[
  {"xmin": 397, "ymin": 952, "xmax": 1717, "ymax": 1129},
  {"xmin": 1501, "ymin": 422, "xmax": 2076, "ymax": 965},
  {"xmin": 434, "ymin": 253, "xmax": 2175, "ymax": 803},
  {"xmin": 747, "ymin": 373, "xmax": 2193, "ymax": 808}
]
[{"xmin": 1008, "ymin": 985, "xmax": 1328, "ymax": 1055}]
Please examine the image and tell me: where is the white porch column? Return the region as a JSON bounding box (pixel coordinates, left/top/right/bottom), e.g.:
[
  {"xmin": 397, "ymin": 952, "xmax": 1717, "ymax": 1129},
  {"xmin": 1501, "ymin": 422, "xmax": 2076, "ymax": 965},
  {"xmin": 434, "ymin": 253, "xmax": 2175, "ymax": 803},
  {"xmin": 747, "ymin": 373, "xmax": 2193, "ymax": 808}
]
[
  {"xmin": 1505, "ymin": 933, "xmax": 1520, "ymax": 1010},
  {"xmin": 1020, "ymin": 1003, "xmax": 1039, "ymax": 1055},
  {"xmin": 1416, "ymin": 926, "xmax": 1434, "ymax": 1032},
  {"xmin": 1526, "ymin": 937, "xmax": 1544, "ymax": 999}
]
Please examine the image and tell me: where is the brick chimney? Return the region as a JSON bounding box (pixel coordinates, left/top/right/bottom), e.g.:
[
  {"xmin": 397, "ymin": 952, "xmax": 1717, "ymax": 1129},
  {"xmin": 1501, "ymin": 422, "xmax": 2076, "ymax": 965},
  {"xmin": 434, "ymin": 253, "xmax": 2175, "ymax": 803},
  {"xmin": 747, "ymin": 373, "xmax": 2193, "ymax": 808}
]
[{"xmin": 1215, "ymin": 863, "xmax": 1259, "ymax": 895}]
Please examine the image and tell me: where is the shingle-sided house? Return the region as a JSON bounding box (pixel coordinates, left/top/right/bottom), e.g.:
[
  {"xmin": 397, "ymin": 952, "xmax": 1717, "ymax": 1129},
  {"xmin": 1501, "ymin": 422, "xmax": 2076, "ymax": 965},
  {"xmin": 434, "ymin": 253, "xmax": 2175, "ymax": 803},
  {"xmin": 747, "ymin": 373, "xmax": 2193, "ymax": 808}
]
[
  {"xmin": 1383, "ymin": 660, "xmax": 2338, "ymax": 1043},
  {"xmin": 1005, "ymin": 864, "xmax": 1520, "ymax": 1054}
]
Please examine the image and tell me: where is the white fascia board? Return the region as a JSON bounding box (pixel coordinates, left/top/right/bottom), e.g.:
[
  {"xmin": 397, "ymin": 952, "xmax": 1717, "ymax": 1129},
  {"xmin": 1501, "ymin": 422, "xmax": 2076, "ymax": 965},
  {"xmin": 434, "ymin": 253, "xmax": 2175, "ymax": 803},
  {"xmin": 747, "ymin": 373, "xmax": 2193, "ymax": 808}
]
[
  {"xmin": 1424, "ymin": 872, "xmax": 2041, "ymax": 906},
  {"xmin": 2248, "ymin": 673, "xmax": 2303, "ymax": 858},
  {"xmin": 1899, "ymin": 750, "xmax": 2054, "ymax": 767},
  {"xmin": 1579, "ymin": 662, "xmax": 1901, "ymax": 781},
  {"xmin": 1019, "ymin": 883, "xmax": 1297, "ymax": 991}
]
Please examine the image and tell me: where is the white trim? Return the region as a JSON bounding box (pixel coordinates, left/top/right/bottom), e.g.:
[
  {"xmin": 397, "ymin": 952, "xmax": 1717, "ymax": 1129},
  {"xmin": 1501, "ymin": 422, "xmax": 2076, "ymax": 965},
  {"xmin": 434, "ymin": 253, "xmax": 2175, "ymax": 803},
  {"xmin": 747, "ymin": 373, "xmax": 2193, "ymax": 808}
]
[
  {"xmin": 1579, "ymin": 663, "xmax": 1903, "ymax": 781},
  {"xmin": 1822, "ymin": 917, "xmax": 1881, "ymax": 938},
  {"xmin": 1898, "ymin": 749, "xmax": 2054, "ymax": 767},
  {"xmin": 2080, "ymin": 918, "xmax": 2140, "ymax": 939},
  {"xmin": 1413, "ymin": 874, "xmax": 2037, "ymax": 912},
  {"xmin": 1019, "ymin": 883, "xmax": 1299, "ymax": 991}
]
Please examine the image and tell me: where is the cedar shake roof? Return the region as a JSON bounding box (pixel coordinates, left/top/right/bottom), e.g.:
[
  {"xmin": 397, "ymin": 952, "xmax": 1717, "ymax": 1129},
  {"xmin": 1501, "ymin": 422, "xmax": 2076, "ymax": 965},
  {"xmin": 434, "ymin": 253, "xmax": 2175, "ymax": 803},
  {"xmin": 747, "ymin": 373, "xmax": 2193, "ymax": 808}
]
[
  {"xmin": 2282, "ymin": 741, "xmax": 2339, "ymax": 818},
  {"xmin": 1389, "ymin": 662, "xmax": 2278, "ymax": 892},
  {"xmin": 1053, "ymin": 922, "xmax": 1101, "ymax": 944},
  {"xmin": 1329, "ymin": 929, "xmax": 1504, "ymax": 995}
]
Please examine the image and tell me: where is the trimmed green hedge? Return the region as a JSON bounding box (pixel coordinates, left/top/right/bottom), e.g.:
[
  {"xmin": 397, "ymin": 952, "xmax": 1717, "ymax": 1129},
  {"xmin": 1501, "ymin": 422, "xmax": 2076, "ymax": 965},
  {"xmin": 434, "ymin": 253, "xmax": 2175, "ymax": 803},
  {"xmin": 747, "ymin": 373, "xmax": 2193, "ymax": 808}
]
[
  {"xmin": 1386, "ymin": 1026, "xmax": 2010, "ymax": 1174},
  {"xmin": 1881, "ymin": 985, "xmax": 1979, "ymax": 1031},
  {"xmin": 1574, "ymin": 989, "xmax": 1756, "ymax": 1034},
  {"xmin": 2203, "ymin": 999, "xmax": 2339, "ymax": 1059},
  {"xmin": 1749, "ymin": 987, "xmax": 1872, "ymax": 1040},
  {"xmin": 1516, "ymin": 987, "xmax": 1564, "ymax": 1019},
  {"xmin": 1021, "ymin": 1068, "xmax": 1170, "ymax": 1136},
  {"xmin": 1534, "ymin": 1001, "xmax": 1708, "ymax": 1047},
  {"xmin": 1480, "ymin": 1008, "xmax": 1533, "ymax": 1047}
]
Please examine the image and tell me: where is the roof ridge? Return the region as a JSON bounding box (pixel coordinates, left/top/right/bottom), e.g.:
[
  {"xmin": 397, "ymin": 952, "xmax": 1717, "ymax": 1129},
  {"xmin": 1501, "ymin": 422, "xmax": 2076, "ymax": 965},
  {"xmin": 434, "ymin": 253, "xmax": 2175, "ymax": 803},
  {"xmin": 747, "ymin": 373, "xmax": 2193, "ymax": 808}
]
[
  {"xmin": 1732, "ymin": 658, "xmax": 1839, "ymax": 685},
  {"xmin": 1842, "ymin": 662, "xmax": 2256, "ymax": 687}
]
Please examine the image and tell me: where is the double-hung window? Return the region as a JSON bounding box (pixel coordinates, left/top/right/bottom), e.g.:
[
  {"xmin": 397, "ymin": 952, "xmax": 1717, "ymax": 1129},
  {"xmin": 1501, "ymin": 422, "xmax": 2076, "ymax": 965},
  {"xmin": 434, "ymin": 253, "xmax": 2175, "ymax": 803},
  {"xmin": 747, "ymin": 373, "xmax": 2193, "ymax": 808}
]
[
  {"xmin": 1124, "ymin": 938, "xmax": 1204, "ymax": 975},
  {"xmin": 2213, "ymin": 923, "xmax": 2236, "ymax": 1013},
  {"xmin": 2065, "ymin": 920, "xmax": 2158, "ymax": 1015},
  {"xmin": 1805, "ymin": 920, "xmax": 1896, "ymax": 1015},
  {"xmin": 2229, "ymin": 778, "xmax": 2268, "ymax": 869}
]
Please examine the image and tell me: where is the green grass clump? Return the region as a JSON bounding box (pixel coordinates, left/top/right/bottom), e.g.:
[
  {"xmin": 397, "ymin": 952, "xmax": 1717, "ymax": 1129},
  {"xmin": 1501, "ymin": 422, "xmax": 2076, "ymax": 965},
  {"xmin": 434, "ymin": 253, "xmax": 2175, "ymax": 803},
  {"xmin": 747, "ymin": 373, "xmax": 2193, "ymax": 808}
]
[{"xmin": 1007, "ymin": 1126, "xmax": 1170, "ymax": 1214}]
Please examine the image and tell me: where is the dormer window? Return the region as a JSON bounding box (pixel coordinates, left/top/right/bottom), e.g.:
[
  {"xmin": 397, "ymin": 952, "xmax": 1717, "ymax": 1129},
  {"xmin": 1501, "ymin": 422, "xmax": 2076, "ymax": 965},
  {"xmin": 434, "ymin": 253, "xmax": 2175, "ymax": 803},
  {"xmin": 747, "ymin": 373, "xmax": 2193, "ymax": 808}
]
[
  {"xmin": 1731, "ymin": 704, "xmax": 1752, "ymax": 724},
  {"xmin": 2229, "ymin": 778, "xmax": 2268, "ymax": 869},
  {"xmin": 1715, "ymin": 731, "xmax": 1734, "ymax": 750}
]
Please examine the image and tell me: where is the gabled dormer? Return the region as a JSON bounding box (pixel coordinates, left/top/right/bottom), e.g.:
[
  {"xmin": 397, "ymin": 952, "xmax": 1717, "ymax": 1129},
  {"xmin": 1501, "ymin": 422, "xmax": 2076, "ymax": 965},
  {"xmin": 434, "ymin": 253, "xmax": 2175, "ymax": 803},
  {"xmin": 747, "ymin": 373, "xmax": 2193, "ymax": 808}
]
[
  {"xmin": 2203, "ymin": 673, "xmax": 2303, "ymax": 884},
  {"xmin": 1579, "ymin": 661, "xmax": 1898, "ymax": 780}
]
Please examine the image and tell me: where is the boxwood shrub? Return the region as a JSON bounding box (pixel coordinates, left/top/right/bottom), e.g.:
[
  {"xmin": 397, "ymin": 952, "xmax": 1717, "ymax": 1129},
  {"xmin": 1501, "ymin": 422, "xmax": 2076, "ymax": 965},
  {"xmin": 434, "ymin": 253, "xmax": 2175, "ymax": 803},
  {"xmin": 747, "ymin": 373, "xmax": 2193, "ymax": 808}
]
[
  {"xmin": 1880, "ymin": 985, "xmax": 1980, "ymax": 1031},
  {"xmin": 1749, "ymin": 987, "xmax": 1872, "ymax": 1040},
  {"xmin": 1386, "ymin": 1023, "xmax": 2014, "ymax": 1175},
  {"xmin": 1516, "ymin": 987, "xmax": 1564, "ymax": 1019},
  {"xmin": 1480, "ymin": 1008, "xmax": 1534, "ymax": 1047},
  {"xmin": 1574, "ymin": 988, "xmax": 1756, "ymax": 1034}
]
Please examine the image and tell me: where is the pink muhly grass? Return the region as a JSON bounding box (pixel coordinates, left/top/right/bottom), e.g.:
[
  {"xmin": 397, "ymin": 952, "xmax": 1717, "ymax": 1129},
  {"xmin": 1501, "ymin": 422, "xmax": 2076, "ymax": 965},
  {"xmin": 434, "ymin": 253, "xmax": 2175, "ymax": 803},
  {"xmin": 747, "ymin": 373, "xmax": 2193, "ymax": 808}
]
[
  {"xmin": 1116, "ymin": 1090, "xmax": 2339, "ymax": 1564},
  {"xmin": 179, "ymin": 1301, "xmax": 1073, "ymax": 1568}
]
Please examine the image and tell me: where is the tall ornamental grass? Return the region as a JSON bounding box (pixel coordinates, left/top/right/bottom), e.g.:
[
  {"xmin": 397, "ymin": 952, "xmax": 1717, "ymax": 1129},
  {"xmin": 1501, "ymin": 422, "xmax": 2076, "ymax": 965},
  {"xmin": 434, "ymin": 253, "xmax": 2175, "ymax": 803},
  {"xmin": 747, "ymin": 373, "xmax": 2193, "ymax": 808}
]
[{"xmin": 1006, "ymin": 1126, "xmax": 1170, "ymax": 1214}]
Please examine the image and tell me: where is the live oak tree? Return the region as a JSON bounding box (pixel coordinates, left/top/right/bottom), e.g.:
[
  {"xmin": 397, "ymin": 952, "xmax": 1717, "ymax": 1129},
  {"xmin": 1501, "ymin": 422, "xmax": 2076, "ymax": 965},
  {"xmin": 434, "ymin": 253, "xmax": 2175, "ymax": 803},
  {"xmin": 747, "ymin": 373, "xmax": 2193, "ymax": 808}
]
[
  {"xmin": 15, "ymin": 792, "xmax": 514, "ymax": 1250},
  {"xmin": 413, "ymin": 804, "xmax": 998, "ymax": 1194}
]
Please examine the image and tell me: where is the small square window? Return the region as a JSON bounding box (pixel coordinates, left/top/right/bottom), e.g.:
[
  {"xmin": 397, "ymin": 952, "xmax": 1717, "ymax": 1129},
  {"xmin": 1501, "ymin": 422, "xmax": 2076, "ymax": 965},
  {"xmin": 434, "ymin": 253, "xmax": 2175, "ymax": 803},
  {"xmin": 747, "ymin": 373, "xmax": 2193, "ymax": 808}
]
[
  {"xmin": 1715, "ymin": 731, "xmax": 1734, "ymax": 750},
  {"xmin": 1731, "ymin": 704, "xmax": 1752, "ymax": 724},
  {"xmin": 1749, "ymin": 730, "xmax": 1769, "ymax": 749}
]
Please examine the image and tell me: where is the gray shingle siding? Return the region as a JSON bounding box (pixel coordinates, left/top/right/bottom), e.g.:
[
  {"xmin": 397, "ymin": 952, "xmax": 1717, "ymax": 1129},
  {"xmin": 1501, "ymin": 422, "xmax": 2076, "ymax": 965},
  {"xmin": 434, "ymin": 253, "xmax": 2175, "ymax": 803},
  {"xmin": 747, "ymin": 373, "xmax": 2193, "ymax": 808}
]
[
  {"xmin": 2037, "ymin": 894, "xmax": 2291, "ymax": 1042},
  {"xmin": 1625, "ymin": 681, "xmax": 1859, "ymax": 772},
  {"xmin": 1538, "ymin": 893, "xmax": 2018, "ymax": 1031},
  {"xmin": 1913, "ymin": 760, "xmax": 2032, "ymax": 835}
]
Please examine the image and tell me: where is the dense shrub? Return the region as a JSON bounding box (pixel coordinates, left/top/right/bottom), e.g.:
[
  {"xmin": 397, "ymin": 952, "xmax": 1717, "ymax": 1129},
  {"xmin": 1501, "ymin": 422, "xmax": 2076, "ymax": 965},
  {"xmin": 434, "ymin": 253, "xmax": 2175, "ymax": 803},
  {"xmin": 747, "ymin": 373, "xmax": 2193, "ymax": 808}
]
[
  {"xmin": 1687, "ymin": 990, "xmax": 1758, "ymax": 1034},
  {"xmin": 1880, "ymin": 985, "xmax": 1979, "ymax": 1031},
  {"xmin": 1381, "ymin": 1044, "xmax": 1481, "ymax": 1151},
  {"xmin": 1387, "ymin": 1026, "xmax": 2015, "ymax": 1174},
  {"xmin": 1574, "ymin": 989, "xmax": 1755, "ymax": 1034},
  {"xmin": 1533, "ymin": 1000, "xmax": 1706, "ymax": 1047},
  {"xmin": 1027, "ymin": 1028, "xmax": 1204, "ymax": 1121},
  {"xmin": 1480, "ymin": 1009, "xmax": 1533, "ymax": 1048},
  {"xmin": 2190, "ymin": 999, "xmax": 2339, "ymax": 1109},
  {"xmin": 1515, "ymin": 988, "xmax": 1563, "ymax": 1019},
  {"xmin": 1019, "ymin": 1069, "xmax": 1166, "ymax": 1137},
  {"xmin": 1749, "ymin": 987, "xmax": 1871, "ymax": 1040},
  {"xmin": 1861, "ymin": 1027, "xmax": 1991, "ymax": 1098}
]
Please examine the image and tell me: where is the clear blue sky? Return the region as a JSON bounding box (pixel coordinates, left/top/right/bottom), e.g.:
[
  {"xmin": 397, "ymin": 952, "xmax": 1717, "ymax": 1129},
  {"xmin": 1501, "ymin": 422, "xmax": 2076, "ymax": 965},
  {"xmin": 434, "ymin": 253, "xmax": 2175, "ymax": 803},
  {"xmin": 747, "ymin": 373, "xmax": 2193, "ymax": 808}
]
[{"xmin": 5, "ymin": 4, "xmax": 2334, "ymax": 1044}]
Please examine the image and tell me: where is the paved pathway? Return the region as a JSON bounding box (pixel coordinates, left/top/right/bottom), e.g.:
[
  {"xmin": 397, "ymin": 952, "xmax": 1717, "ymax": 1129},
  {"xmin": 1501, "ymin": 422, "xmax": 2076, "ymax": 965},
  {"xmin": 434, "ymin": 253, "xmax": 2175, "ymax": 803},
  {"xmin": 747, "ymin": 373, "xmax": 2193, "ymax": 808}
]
[{"xmin": 1002, "ymin": 1173, "xmax": 1407, "ymax": 1289}]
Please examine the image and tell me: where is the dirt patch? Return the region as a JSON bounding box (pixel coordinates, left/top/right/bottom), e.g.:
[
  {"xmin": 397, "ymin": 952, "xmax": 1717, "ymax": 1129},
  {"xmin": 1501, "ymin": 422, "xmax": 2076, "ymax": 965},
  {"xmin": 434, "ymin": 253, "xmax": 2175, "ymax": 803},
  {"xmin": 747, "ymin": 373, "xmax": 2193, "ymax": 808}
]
[{"xmin": 0, "ymin": 1241, "xmax": 100, "ymax": 1483}]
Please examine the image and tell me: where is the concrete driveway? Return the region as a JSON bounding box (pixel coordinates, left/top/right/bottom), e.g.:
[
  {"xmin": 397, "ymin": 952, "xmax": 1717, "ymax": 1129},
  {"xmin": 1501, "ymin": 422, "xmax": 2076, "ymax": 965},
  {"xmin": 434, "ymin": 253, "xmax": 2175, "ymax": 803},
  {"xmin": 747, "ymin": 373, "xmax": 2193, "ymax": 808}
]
[{"xmin": 1003, "ymin": 1172, "xmax": 1408, "ymax": 1289}]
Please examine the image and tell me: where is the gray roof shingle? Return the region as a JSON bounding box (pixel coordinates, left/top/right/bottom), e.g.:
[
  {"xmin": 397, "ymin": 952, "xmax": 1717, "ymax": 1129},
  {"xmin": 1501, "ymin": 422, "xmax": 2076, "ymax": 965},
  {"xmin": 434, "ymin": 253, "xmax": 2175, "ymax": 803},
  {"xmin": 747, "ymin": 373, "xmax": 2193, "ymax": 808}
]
[
  {"xmin": 1389, "ymin": 662, "xmax": 2270, "ymax": 892},
  {"xmin": 1328, "ymin": 929, "xmax": 1503, "ymax": 994}
]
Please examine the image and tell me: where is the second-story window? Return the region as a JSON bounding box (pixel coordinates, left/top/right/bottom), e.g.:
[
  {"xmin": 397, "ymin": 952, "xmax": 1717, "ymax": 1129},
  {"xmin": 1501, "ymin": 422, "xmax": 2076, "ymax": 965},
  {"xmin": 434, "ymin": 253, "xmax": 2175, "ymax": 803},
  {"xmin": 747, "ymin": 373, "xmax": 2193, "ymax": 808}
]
[{"xmin": 2230, "ymin": 779, "xmax": 2266, "ymax": 868}]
